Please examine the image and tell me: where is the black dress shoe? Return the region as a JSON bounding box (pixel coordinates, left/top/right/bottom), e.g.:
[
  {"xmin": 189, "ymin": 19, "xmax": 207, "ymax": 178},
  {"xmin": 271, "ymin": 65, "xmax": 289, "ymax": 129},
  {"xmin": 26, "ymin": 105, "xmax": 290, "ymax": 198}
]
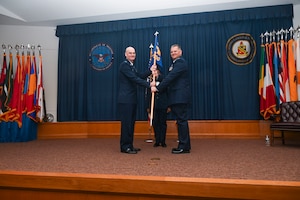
[
  {"xmin": 121, "ymin": 148, "xmax": 137, "ymax": 154},
  {"xmin": 133, "ymin": 147, "xmax": 141, "ymax": 151},
  {"xmin": 153, "ymin": 143, "xmax": 160, "ymax": 147},
  {"xmin": 172, "ymin": 148, "xmax": 190, "ymax": 154},
  {"xmin": 161, "ymin": 143, "xmax": 167, "ymax": 147}
]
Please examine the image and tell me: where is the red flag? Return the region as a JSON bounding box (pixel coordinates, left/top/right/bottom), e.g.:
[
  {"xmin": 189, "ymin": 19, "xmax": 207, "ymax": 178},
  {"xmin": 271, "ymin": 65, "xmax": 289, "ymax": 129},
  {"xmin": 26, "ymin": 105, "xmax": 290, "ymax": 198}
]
[
  {"xmin": 260, "ymin": 43, "xmax": 277, "ymax": 120},
  {"xmin": 278, "ymin": 40, "xmax": 289, "ymax": 102},
  {"xmin": 8, "ymin": 53, "xmax": 25, "ymax": 127}
]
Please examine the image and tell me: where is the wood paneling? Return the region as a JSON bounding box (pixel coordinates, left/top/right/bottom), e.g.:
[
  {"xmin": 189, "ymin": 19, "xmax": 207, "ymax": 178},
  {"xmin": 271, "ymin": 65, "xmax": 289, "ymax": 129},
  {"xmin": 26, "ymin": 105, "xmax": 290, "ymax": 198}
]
[
  {"xmin": 37, "ymin": 120, "xmax": 272, "ymax": 139},
  {"xmin": 0, "ymin": 171, "xmax": 300, "ymax": 200}
]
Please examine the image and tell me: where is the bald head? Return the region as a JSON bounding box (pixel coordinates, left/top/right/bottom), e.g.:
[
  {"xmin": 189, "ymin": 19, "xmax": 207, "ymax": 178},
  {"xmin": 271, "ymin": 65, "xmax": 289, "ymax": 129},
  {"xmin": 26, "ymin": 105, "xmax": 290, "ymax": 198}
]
[{"xmin": 125, "ymin": 46, "xmax": 136, "ymax": 62}]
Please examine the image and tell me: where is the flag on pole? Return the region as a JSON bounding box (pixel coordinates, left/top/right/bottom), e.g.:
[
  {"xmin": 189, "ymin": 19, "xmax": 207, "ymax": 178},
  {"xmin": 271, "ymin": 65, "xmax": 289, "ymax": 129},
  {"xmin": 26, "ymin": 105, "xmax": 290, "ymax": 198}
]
[
  {"xmin": 149, "ymin": 31, "xmax": 163, "ymax": 68},
  {"xmin": 287, "ymin": 38, "xmax": 298, "ymax": 101},
  {"xmin": 149, "ymin": 31, "xmax": 162, "ymax": 126},
  {"xmin": 8, "ymin": 52, "xmax": 25, "ymax": 127},
  {"xmin": 26, "ymin": 52, "xmax": 37, "ymax": 121},
  {"xmin": 259, "ymin": 44, "xmax": 265, "ymax": 115},
  {"xmin": 278, "ymin": 39, "xmax": 289, "ymax": 102},
  {"xmin": 260, "ymin": 43, "xmax": 277, "ymax": 119},
  {"xmin": 23, "ymin": 52, "xmax": 31, "ymax": 109},
  {"xmin": 277, "ymin": 41, "xmax": 285, "ymax": 103},
  {"xmin": 0, "ymin": 50, "xmax": 15, "ymax": 121},
  {"xmin": 258, "ymin": 34, "xmax": 265, "ymax": 97},
  {"xmin": 4, "ymin": 50, "xmax": 14, "ymax": 110},
  {"xmin": 272, "ymin": 41, "xmax": 280, "ymax": 109},
  {"xmin": 148, "ymin": 43, "xmax": 154, "ymax": 68},
  {"xmin": 296, "ymin": 36, "xmax": 300, "ymax": 100},
  {"xmin": 36, "ymin": 47, "xmax": 45, "ymax": 122},
  {"xmin": 0, "ymin": 51, "xmax": 7, "ymax": 114}
]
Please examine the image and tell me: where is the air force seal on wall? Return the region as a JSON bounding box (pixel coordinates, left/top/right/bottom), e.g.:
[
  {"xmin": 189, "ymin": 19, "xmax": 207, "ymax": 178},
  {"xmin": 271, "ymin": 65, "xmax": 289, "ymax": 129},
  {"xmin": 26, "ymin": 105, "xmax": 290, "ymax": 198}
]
[
  {"xmin": 226, "ymin": 33, "xmax": 256, "ymax": 65},
  {"xmin": 89, "ymin": 43, "xmax": 114, "ymax": 71}
]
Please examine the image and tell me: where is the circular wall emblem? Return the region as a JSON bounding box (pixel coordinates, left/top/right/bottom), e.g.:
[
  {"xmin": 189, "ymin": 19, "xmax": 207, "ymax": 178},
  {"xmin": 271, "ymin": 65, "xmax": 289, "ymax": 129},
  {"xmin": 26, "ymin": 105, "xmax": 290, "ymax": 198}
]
[
  {"xmin": 89, "ymin": 43, "xmax": 114, "ymax": 71},
  {"xmin": 226, "ymin": 33, "xmax": 256, "ymax": 65}
]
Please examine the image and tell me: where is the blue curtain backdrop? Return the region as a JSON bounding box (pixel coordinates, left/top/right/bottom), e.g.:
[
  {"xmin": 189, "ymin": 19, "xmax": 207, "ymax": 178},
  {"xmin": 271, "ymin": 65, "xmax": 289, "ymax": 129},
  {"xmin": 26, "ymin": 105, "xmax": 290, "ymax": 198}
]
[{"xmin": 55, "ymin": 4, "xmax": 293, "ymax": 121}]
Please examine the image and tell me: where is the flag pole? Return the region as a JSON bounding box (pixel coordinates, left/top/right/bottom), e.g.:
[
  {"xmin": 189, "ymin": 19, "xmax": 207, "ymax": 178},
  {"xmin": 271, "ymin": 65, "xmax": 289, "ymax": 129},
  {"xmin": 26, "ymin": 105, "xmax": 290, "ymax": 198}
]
[
  {"xmin": 150, "ymin": 31, "xmax": 159, "ymax": 127},
  {"xmin": 145, "ymin": 43, "xmax": 154, "ymax": 143}
]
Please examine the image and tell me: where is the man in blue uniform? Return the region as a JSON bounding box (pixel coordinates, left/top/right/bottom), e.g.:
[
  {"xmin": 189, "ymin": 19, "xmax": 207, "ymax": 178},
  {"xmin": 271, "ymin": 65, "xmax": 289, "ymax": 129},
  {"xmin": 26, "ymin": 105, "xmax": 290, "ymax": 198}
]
[
  {"xmin": 151, "ymin": 44, "xmax": 191, "ymax": 154},
  {"xmin": 118, "ymin": 46, "xmax": 155, "ymax": 154}
]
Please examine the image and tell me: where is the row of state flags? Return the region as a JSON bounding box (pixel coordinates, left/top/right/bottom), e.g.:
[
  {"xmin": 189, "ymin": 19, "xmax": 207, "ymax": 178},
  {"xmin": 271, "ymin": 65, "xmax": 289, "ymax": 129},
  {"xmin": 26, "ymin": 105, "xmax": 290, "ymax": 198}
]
[
  {"xmin": 259, "ymin": 27, "xmax": 300, "ymax": 120},
  {"xmin": 0, "ymin": 44, "xmax": 45, "ymax": 128}
]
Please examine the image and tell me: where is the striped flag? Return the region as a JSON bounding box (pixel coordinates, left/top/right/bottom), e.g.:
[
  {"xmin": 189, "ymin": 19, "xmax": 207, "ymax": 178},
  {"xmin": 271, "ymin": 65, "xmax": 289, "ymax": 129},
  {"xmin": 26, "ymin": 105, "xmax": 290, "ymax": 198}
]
[
  {"xmin": 36, "ymin": 50, "xmax": 45, "ymax": 122},
  {"xmin": 278, "ymin": 40, "xmax": 289, "ymax": 102},
  {"xmin": 260, "ymin": 43, "xmax": 277, "ymax": 119}
]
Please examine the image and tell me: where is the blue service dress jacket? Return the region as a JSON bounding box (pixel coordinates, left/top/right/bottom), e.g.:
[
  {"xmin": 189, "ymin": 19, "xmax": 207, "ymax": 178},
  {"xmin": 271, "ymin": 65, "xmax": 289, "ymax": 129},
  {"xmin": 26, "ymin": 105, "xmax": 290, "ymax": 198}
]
[
  {"xmin": 156, "ymin": 57, "xmax": 191, "ymax": 106},
  {"xmin": 118, "ymin": 60, "xmax": 151, "ymax": 104}
]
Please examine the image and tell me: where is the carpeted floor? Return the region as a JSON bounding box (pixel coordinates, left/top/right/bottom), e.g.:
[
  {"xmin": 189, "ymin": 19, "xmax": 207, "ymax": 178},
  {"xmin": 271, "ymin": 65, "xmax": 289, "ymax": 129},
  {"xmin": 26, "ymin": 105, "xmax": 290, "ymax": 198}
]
[{"xmin": 0, "ymin": 138, "xmax": 299, "ymax": 181}]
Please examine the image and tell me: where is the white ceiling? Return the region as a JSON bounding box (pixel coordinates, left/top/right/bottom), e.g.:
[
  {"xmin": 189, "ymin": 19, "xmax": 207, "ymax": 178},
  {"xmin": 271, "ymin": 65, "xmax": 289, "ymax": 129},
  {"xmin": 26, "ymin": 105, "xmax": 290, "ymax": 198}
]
[{"xmin": 0, "ymin": 0, "xmax": 299, "ymax": 27}]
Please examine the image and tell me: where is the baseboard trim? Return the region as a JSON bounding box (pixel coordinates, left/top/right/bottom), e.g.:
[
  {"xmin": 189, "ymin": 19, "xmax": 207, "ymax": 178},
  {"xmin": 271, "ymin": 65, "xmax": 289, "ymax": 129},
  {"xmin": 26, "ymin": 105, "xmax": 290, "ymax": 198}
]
[{"xmin": 37, "ymin": 120, "xmax": 271, "ymax": 139}]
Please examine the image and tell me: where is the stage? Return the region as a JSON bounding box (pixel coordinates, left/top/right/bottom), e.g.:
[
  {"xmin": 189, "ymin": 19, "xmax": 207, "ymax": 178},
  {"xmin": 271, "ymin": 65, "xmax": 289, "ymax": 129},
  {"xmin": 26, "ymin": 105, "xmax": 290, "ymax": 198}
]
[{"xmin": 0, "ymin": 137, "xmax": 299, "ymax": 199}]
